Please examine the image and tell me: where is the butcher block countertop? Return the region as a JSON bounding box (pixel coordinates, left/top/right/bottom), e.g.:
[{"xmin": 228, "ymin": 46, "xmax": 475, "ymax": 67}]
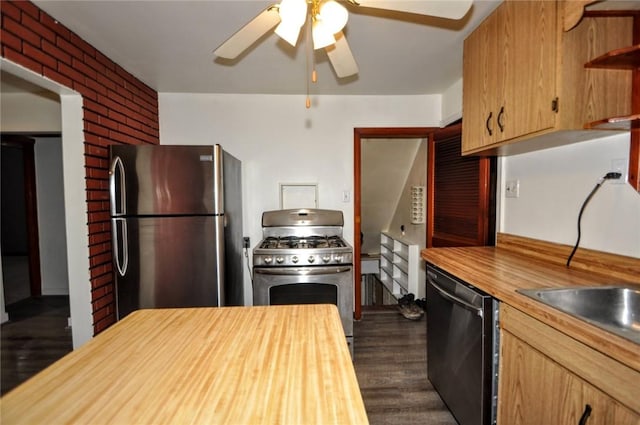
[
  {"xmin": 0, "ymin": 305, "xmax": 368, "ymax": 425},
  {"xmin": 421, "ymin": 234, "xmax": 640, "ymax": 373}
]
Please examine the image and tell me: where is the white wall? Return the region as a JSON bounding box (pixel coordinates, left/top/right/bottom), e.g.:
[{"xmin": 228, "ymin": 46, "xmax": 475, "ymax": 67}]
[
  {"xmin": 361, "ymin": 138, "xmax": 421, "ymax": 254},
  {"xmin": 500, "ymin": 133, "xmax": 640, "ymax": 258},
  {"xmin": 34, "ymin": 137, "xmax": 70, "ymax": 295},
  {"xmin": 387, "ymin": 139, "xmax": 428, "ymax": 247},
  {"xmin": 441, "ymin": 78, "xmax": 462, "ymax": 127},
  {"xmin": 159, "ymin": 93, "xmax": 441, "ymax": 304},
  {"xmin": 1, "ymin": 91, "xmax": 62, "ymax": 132}
]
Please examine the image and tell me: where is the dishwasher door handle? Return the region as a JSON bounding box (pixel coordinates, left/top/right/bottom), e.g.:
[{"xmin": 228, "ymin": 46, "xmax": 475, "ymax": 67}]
[{"xmin": 429, "ymin": 279, "xmax": 484, "ymax": 318}]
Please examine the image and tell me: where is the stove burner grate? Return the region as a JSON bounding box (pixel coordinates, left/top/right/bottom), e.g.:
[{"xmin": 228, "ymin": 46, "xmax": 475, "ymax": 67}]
[{"xmin": 259, "ymin": 235, "xmax": 346, "ymax": 250}]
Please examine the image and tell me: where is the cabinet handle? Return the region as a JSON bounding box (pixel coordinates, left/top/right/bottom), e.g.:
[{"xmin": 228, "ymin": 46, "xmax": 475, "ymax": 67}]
[
  {"xmin": 497, "ymin": 106, "xmax": 505, "ymax": 133},
  {"xmin": 578, "ymin": 404, "xmax": 592, "ymax": 425},
  {"xmin": 485, "ymin": 111, "xmax": 493, "ymax": 136}
]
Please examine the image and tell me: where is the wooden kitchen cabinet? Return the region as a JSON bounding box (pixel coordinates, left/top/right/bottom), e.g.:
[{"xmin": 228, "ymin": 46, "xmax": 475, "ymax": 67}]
[
  {"xmin": 584, "ymin": 43, "xmax": 640, "ymax": 130},
  {"xmin": 500, "ymin": 330, "xmax": 585, "ymax": 424},
  {"xmin": 462, "ymin": 0, "xmax": 633, "ymax": 156},
  {"xmin": 498, "ymin": 304, "xmax": 640, "ymax": 424},
  {"xmin": 461, "ymin": 9, "xmax": 497, "ymax": 152}
]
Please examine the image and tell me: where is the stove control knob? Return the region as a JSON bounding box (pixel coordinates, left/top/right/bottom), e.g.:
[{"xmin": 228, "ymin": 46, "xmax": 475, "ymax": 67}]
[
  {"xmin": 322, "ymin": 255, "xmax": 331, "ymax": 263},
  {"xmin": 276, "ymin": 256, "xmax": 284, "ymax": 264},
  {"xmin": 291, "ymin": 255, "xmax": 299, "ymax": 264},
  {"xmin": 264, "ymin": 256, "xmax": 273, "ymax": 264},
  {"xmin": 334, "ymin": 255, "xmax": 343, "ymax": 263},
  {"xmin": 308, "ymin": 255, "xmax": 315, "ymax": 263}
]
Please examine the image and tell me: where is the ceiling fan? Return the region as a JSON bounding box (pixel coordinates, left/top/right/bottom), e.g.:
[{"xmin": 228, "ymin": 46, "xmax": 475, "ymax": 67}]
[{"xmin": 214, "ymin": 0, "xmax": 473, "ymax": 79}]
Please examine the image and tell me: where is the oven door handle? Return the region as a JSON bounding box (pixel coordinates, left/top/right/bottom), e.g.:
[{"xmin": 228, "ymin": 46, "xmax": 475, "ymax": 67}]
[{"xmin": 254, "ymin": 266, "xmax": 352, "ymax": 276}]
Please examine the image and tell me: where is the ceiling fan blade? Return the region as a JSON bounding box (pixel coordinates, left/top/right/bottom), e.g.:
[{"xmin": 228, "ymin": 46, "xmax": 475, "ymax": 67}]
[
  {"xmin": 214, "ymin": 5, "xmax": 281, "ymax": 59},
  {"xmin": 353, "ymin": 0, "xmax": 473, "ymax": 20},
  {"xmin": 325, "ymin": 32, "xmax": 359, "ymax": 78}
]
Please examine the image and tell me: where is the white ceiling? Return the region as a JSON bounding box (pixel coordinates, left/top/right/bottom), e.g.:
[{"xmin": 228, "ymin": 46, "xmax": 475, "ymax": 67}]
[{"xmin": 23, "ymin": 0, "xmax": 501, "ymax": 96}]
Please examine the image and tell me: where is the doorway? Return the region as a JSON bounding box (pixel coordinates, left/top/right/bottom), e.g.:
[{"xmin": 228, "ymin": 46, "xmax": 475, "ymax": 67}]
[
  {"xmin": 354, "ymin": 128, "xmax": 435, "ymax": 319},
  {"xmin": 1, "ymin": 61, "xmax": 94, "ymax": 347},
  {"xmin": 353, "ymin": 125, "xmax": 496, "ymax": 319},
  {"xmin": 1, "ymin": 132, "xmax": 73, "ymax": 394},
  {"xmin": 1, "ymin": 135, "xmax": 41, "ymax": 304}
]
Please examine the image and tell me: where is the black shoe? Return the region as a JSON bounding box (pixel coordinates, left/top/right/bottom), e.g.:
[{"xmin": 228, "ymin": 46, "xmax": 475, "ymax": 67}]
[
  {"xmin": 398, "ymin": 293, "xmax": 415, "ymax": 306},
  {"xmin": 414, "ymin": 298, "xmax": 426, "ymax": 311}
]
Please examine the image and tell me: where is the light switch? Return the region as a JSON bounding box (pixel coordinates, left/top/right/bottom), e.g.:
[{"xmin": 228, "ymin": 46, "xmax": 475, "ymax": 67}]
[{"xmin": 505, "ymin": 180, "xmax": 520, "ymax": 198}]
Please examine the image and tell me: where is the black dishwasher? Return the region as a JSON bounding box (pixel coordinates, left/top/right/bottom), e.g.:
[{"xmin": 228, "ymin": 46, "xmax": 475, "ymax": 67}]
[{"xmin": 426, "ymin": 264, "xmax": 499, "ymax": 425}]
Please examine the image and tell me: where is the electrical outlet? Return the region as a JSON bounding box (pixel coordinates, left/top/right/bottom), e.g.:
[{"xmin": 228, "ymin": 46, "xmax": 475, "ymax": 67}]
[
  {"xmin": 505, "ymin": 180, "xmax": 520, "ymax": 198},
  {"xmin": 243, "ymin": 237, "xmax": 250, "ymax": 249},
  {"xmin": 610, "ymin": 158, "xmax": 627, "ymax": 184}
]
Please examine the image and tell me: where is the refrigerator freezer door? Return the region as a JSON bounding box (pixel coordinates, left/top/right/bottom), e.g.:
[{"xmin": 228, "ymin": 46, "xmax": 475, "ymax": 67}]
[
  {"xmin": 110, "ymin": 145, "xmax": 221, "ymax": 216},
  {"xmin": 115, "ymin": 215, "xmax": 224, "ymax": 319}
]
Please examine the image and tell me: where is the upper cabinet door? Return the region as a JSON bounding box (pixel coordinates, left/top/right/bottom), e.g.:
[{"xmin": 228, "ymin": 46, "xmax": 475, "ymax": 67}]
[
  {"xmin": 499, "ymin": 0, "xmax": 557, "ymax": 142},
  {"xmin": 462, "ymin": 1, "xmax": 557, "ymax": 152},
  {"xmin": 462, "ymin": 10, "xmax": 498, "ymax": 153}
]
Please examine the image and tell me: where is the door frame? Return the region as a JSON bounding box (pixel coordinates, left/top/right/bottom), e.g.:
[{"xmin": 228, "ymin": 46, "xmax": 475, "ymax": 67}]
[{"xmin": 353, "ymin": 127, "xmax": 435, "ymax": 320}]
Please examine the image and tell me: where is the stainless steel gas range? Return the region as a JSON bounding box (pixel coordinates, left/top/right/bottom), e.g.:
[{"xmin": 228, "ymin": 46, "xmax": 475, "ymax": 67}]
[{"xmin": 252, "ymin": 209, "xmax": 354, "ymax": 354}]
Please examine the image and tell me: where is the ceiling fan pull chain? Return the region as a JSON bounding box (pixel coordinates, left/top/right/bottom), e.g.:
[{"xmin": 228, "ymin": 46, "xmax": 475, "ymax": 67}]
[{"xmin": 305, "ymin": 12, "xmax": 312, "ymax": 108}]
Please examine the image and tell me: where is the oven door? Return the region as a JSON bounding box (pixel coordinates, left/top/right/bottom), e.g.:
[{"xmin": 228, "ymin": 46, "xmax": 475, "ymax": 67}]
[{"xmin": 253, "ymin": 266, "xmax": 353, "ymax": 338}]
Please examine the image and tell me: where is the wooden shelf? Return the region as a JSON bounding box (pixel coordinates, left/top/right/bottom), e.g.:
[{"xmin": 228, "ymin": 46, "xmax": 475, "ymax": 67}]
[
  {"xmin": 584, "ymin": 44, "xmax": 640, "ymax": 69},
  {"xmin": 584, "ymin": 113, "xmax": 640, "ymax": 130}
]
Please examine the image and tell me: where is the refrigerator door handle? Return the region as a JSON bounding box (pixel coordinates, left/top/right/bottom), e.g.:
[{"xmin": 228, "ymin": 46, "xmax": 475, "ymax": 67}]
[
  {"xmin": 112, "ymin": 218, "xmax": 129, "ymax": 276},
  {"xmin": 214, "ymin": 216, "xmax": 225, "ymax": 306},
  {"xmin": 109, "ymin": 156, "xmax": 126, "ymax": 216},
  {"xmin": 213, "ymin": 145, "xmax": 224, "ymax": 215}
]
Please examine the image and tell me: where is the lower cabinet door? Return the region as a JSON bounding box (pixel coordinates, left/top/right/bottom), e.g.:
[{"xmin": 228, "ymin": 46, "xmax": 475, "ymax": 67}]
[
  {"xmin": 498, "ymin": 330, "xmax": 639, "ymax": 425},
  {"xmin": 498, "ymin": 331, "xmax": 582, "ymax": 424},
  {"xmin": 581, "ymin": 381, "xmax": 639, "ymax": 425}
]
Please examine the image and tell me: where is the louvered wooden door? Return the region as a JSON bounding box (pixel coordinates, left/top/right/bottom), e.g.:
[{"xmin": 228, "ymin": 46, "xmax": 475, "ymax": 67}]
[{"xmin": 427, "ymin": 125, "xmax": 496, "ymax": 247}]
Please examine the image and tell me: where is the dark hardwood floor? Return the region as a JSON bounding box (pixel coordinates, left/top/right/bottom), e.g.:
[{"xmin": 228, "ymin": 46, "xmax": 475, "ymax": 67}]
[
  {"xmin": 354, "ymin": 306, "xmax": 457, "ymax": 425},
  {"xmin": 1, "ymin": 296, "xmax": 73, "ymax": 395}
]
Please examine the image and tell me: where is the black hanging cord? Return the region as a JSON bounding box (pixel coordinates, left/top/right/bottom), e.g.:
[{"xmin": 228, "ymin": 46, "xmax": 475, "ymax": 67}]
[
  {"xmin": 244, "ymin": 247, "xmax": 253, "ymax": 287},
  {"xmin": 566, "ymin": 172, "xmax": 621, "ymax": 267}
]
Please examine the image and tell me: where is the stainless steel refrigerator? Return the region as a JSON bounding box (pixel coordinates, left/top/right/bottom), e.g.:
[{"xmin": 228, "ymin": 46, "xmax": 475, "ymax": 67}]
[{"xmin": 109, "ymin": 144, "xmax": 243, "ymax": 319}]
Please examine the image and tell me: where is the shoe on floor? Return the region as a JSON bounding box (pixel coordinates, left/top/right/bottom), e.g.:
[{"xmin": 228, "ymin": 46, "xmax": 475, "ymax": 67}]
[
  {"xmin": 414, "ymin": 298, "xmax": 426, "ymax": 311},
  {"xmin": 398, "ymin": 293, "xmax": 415, "ymax": 306},
  {"xmin": 398, "ymin": 303, "xmax": 423, "ymax": 320}
]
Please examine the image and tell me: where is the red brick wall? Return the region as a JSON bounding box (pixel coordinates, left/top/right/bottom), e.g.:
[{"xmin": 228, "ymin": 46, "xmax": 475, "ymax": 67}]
[{"xmin": 1, "ymin": 0, "xmax": 160, "ymax": 334}]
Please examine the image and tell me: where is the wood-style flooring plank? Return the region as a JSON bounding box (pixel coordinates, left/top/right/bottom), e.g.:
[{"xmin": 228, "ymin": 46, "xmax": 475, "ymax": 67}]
[
  {"xmin": 1, "ymin": 296, "xmax": 72, "ymax": 395},
  {"xmin": 353, "ymin": 307, "xmax": 457, "ymax": 425}
]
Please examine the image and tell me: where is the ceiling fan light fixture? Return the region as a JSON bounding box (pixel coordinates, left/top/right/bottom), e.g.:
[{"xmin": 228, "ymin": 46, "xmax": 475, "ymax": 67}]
[
  {"xmin": 275, "ymin": 21, "xmax": 302, "ymax": 46},
  {"xmin": 275, "ymin": 0, "xmax": 307, "ymax": 45},
  {"xmin": 312, "ymin": 19, "xmax": 335, "ymax": 49},
  {"xmin": 318, "ymin": 0, "xmax": 348, "ymax": 34},
  {"xmin": 277, "ymin": 0, "xmax": 307, "ymax": 27}
]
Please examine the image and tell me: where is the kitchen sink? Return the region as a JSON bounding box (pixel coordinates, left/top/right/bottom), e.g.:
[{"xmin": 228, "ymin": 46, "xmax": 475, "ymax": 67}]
[{"xmin": 517, "ymin": 286, "xmax": 640, "ymax": 344}]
